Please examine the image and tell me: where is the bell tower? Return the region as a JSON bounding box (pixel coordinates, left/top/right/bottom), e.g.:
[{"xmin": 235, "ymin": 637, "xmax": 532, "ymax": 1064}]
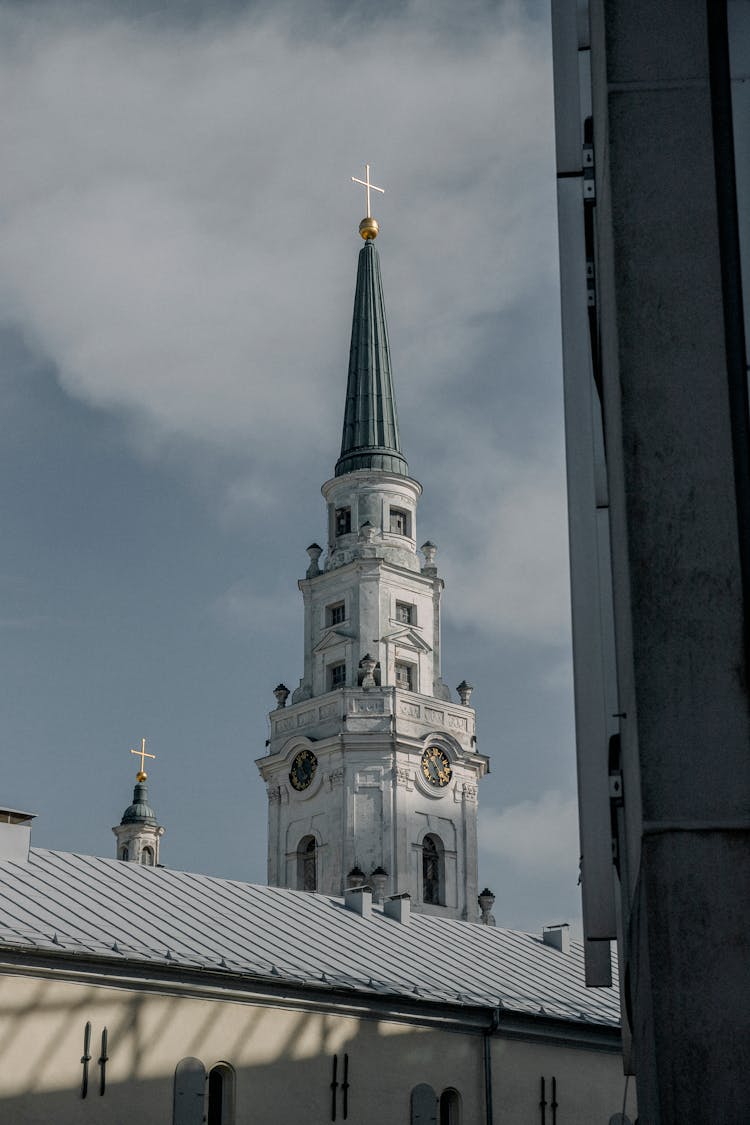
[
  {"xmin": 256, "ymin": 171, "xmax": 488, "ymax": 918},
  {"xmin": 113, "ymin": 739, "xmax": 165, "ymax": 866}
]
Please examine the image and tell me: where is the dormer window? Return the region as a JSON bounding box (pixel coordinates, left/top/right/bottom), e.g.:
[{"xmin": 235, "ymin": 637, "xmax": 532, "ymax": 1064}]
[
  {"xmin": 335, "ymin": 507, "xmax": 352, "ymax": 536},
  {"xmin": 389, "ymin": 507, "xmax": 410, "ymax": 536},
  {"xmin": 327, "ymin": 601, "xmax": 346, "ymax": 626},
  {"xmin": 396, "ymin": 602, "xmax": 414, "ymax": 625}
]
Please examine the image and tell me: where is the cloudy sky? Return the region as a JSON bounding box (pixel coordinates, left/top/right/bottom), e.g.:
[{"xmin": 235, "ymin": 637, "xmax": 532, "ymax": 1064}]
[{"xmin": 0, "ymin": 0, "xmax": 579, "ymax": 934}]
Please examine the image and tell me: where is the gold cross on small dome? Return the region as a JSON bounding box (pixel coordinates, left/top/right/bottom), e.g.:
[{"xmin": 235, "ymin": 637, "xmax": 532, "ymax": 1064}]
[{"xmin": 130, "ymin": 737, "xmax": 155, "ymax": 781}]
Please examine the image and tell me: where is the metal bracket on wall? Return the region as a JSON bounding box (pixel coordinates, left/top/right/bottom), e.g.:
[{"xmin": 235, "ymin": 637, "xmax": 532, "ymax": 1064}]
[
  {"xmin": 98, "ymin": 1027, "xmax": 109, "ymax": 1096},
  {"xmin": 330, "ymin": 1054, "xmax": 339, "ymax": 1121},
  {"xmin": 80, "ymin": 1021, "xmax": 92, "ymax": 1099},
  {"xmin": 582, "ymin": 143, "xmax": 595, "ymax": 201}
]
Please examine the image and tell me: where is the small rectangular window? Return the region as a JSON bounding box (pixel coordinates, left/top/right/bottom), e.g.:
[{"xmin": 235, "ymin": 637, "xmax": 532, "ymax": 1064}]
[
  {"xmin": 389, "ymin": 508, "xmax": 409, "ymax": 536},
  {"xmin": 335, "ymin": 507, "xmax": 352, "ymax": 536},
  {"xmin": 395, "ymin": 662, "xmax": 414, "ymax": 690},
  {"xmin": 327, "ymin": 602, "xmax": 346, "ymax": 626},
  {"xmin": 330, "ymin": 662, "xmax": 347, "ymax": 688},
  {"xmin": 395, "ymin": 602, "xmax": 414, "ymax": 625}
]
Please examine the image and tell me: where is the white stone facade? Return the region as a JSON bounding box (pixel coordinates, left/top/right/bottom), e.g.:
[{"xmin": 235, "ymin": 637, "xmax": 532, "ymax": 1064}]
[
  {"xmin": 257, "ymin": 469, "xmax": 488, "ymax": 919},
  {"xmin": 112, "ymin": 818, "xmax": 164, "ymax": 866}
]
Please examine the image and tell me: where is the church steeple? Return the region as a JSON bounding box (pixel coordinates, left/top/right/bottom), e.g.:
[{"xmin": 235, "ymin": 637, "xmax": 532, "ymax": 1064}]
[
  {"xmin": 256, "ymin": 175, "xmax": 488, "ymax": 919},
  {"xmin": 335, "ymin": 239, "xmax": 408, "ymax": 478}
]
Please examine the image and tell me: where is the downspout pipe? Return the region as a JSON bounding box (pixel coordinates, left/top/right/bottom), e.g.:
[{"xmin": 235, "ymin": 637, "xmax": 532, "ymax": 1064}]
[{"xmin": 484, "ymin": 1008, "xmax": 500, "ymax": 1125}]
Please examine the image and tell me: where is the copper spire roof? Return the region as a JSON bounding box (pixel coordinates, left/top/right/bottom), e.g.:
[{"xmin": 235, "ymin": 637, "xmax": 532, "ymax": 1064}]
[{"xmin": 335, "ymin": 240, "xmax": 409, "ymax": 478}]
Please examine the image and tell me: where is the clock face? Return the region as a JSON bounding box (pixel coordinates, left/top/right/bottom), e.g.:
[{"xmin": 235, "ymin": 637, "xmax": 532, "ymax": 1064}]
[
  {"xmin": 421, "ymin": 746, "xmax": 452, "ymax": 788},
  {"xmin": 289, "ymin": 749, "xmax": 318, "ymax": 792}
]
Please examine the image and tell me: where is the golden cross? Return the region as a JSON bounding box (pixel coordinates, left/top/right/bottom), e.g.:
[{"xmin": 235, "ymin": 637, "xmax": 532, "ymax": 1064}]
[
  {"xmin": 351, "ymin": 163, "xmax": 384, "ymax": 218},
  {"xmin": 130, "ymin": 737, "xmax": 155, "ymax": 781}
]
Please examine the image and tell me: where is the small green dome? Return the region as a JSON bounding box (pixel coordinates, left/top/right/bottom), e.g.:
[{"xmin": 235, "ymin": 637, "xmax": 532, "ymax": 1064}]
[{"xmin": 120, "ymin": 781, "xmax": 157, "ymax": 826}]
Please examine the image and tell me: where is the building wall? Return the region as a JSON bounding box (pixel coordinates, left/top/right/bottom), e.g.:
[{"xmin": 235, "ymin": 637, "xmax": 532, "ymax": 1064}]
[
  {"xmin": 491, "ymin": 1038, "xmax": 636, "ymax": 1124},
  {"xmin": 553, "ymin": 0, "xmax": 750, "ymax": 1119},
  {"xmin": 0, "ymin": 968, "xmax": 628, "ymax": 1124}
]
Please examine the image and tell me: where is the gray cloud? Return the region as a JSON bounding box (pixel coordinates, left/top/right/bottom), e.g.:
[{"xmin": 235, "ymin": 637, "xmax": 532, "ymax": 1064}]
[{"xmin": 0, "ymin": 0, "xmax": 578, "ymax": 926}]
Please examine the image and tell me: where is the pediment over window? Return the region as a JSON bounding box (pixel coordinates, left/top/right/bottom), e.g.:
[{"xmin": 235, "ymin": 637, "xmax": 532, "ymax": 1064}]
[
  {"xmin": 381, "ymin": 626, "xmax": 432, "ymax": 654},
  {"xmin": 313, "ymin": 628, "xmax": 354, "ymax": 654}
]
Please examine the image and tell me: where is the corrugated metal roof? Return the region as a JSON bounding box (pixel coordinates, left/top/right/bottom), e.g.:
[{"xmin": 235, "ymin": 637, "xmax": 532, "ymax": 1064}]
[{"xmin": 0, "ymin": 849, "xmax": 619, "ymax": 1027}]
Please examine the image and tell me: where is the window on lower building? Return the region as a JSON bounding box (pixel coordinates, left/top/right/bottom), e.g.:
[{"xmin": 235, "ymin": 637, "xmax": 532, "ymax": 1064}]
[
  {"xmin": 411, "ymin": 1084, "xmax": 437, "ymax": 1125},
  {"xmin": 207, "ymin": 1063, "xmax": 235, "ymax": 1125},
  {"xmin": 389, "ymin": 507, "xmax": 410, "ymax": 535},
  {"xmin": 173, "ymin": 1057, "xmax": 207, "ymax": 1125},
  {"xmin": 423, "ymin": 834, "xmax": 444, "ymax": 906},
  {"xmin": 141, "ymin": 846, "xmax": 154, "ymax": 866},
  {"xmin": 395, "ymin": 662, "xmax": 414, "ymax": 690},
  {"xmin": 440, "ymin": 1088, "xmax": 461, "ymax": 1125},
  {"xmin": 327, "ymin": 601, "xmax": 346, "ymax": 626},
  {"xmin": 335, "ymin": 507, "xmax": 352, "ymax": 536},
  {"xmin": 297, "ymin": 835, "xmax": 317, "ymax": 892},
  {"xmin": 396, "ymin": 601, "xmax": 414, "ymax": 624},
  {"xmin": 330, "ymin": 662, "xmax": 346, "ymax": 689}
]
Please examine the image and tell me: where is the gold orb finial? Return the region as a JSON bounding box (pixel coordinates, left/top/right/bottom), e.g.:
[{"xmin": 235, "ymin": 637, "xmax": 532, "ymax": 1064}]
[
  {"xmin": 136, "ymin": 770, "xmax": 148, "ymax": 782},
  {"xmin": 359, "ymin": 216, "xmax": 379, "ymax": 240}
]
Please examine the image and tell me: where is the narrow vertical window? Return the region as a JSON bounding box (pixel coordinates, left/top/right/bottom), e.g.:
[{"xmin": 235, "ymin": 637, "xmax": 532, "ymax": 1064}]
[
  {"xmin": 173, "ymin": 1057, "xmax": 206, "ymax": 1125},
  {"xmin": 422, "ymin": 834, "xmax": 444, "ymax": 906},
  {"xmin": 141, "ymin": 846, "xmax": 154, "ymax": 866},
  {"xmin": 439, "ymin": 1089, "xmax": 461, "ymax": 1125},
  {"xmin": 119, "ymin": 846, "xmax": 129, "ymax": 861},
  {"xmin": 395, "ymin": 662, "xmax": 414, "ymax": 690},
  {"xmin": 207, "ymin": 1063, "xmax": 235, "ymax": 1125},
  {"xmin": 335, "ymin": 507, "xmax": 352, "ymax": 536},
  {"xmin": 411, "ymin": 1083, "xmax": 438, "ymax": 1125},
  {"xmin": 298, "ymin": 835, "xmax": 317, "ymax": 892},
  {"xmin": 330, "ymin": 662, "xmax": 347, "ymax": 689}
]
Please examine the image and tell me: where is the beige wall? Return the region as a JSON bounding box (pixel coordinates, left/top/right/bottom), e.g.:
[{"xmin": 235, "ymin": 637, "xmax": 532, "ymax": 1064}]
[
  {"xmin": 492, "ymin": 1037, "xmax": 636, "ymax": 1124},
  {"xmin": 0, "ymin": 969, "xmax": 629, "ymax": 1123}
]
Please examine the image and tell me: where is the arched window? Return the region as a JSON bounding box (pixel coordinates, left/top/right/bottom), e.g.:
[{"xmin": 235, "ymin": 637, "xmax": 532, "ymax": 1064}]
[
  {"xmin": 119, "ymin": 846, "xmax": 129, "ymax": 861},
  {"xmin": 207, "ymin": 1063, "xmax": 235, "ymax": 1125},
  {"xmin": 173, "ymin": 1057, "xmax": 206, "ymax": 1125},
  {"xmin": 411, "ymin": 1083, "xmax": 437, "ymax": 1124},
  {"xmin": 141, "ymin": 845, "xmax": 155, "ymax": 866},
  {"xmin": 422, "ymin": 834, "xmax": 444, "ymax": 905},
  {"xmin": 297, "ymin": 835, "xmax": 317, "ymax": 892},
  {"xmin": 439, "ymin": 1088, "xmax": 461, "ymax": 1125}
]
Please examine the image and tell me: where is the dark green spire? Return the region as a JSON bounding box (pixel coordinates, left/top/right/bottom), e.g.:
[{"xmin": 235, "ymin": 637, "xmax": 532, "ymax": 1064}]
[{"xmin": 335, "ymin": 240, "xmax": 408, "ymax": 477}]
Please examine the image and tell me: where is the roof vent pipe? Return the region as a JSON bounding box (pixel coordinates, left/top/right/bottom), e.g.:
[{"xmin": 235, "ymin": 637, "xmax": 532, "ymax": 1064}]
[
  {"xmin": 0, "ymin": 809, "xmax": 35, "ymax": 863},
  {"xmin": 344, "ymin": 886, "xmax": 372, "ymax": 919},
  {"xmin": 384, "ymin": 892, "xmax": 411, "ymax": 925},
  {"xmin": 543, "ymin": 923, "xmax": 571, "ymax": 953}
]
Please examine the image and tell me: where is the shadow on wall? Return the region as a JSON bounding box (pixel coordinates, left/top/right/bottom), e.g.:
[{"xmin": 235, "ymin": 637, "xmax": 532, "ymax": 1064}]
[{"xmin": 0, "ymin": 976, "xmax": 483, "ymax": 1124}]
